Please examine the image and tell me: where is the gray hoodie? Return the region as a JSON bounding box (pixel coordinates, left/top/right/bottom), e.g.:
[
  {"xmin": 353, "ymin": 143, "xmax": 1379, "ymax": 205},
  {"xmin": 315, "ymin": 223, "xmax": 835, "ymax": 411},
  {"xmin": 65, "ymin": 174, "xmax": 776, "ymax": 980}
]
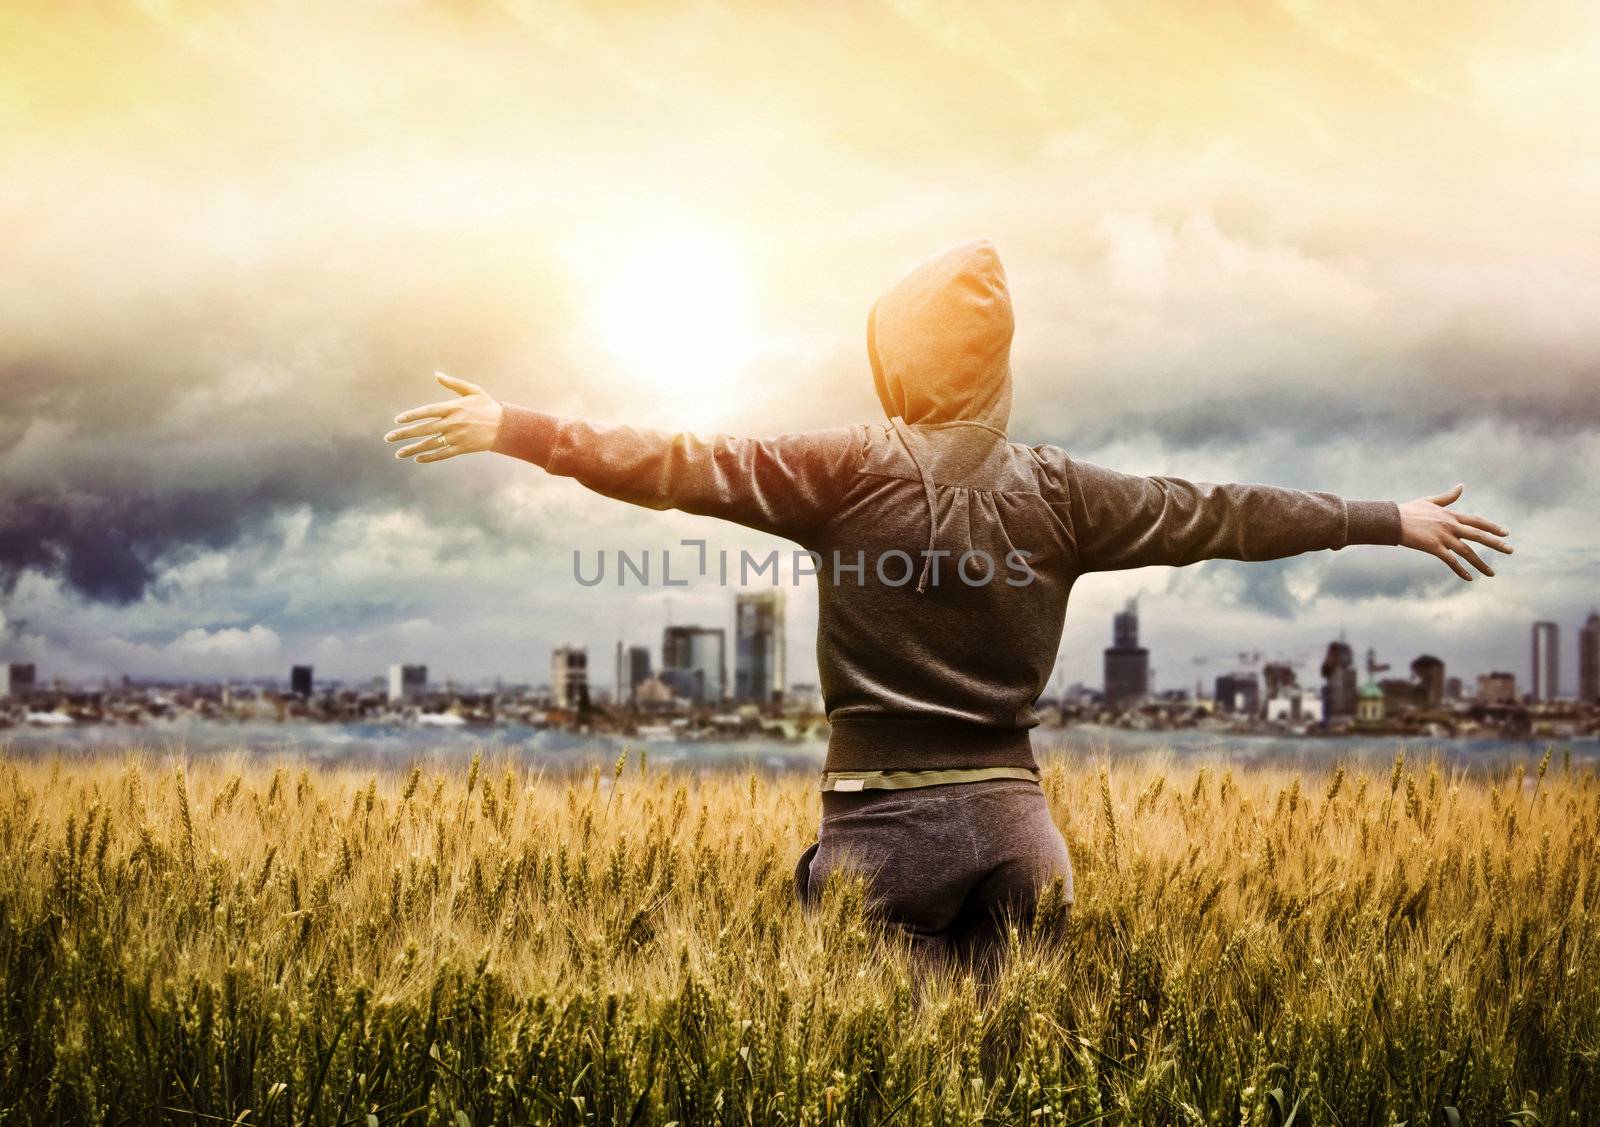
[{"xmin": 493, "ymin": 240, "xmax": 1401, "ymax": 773}]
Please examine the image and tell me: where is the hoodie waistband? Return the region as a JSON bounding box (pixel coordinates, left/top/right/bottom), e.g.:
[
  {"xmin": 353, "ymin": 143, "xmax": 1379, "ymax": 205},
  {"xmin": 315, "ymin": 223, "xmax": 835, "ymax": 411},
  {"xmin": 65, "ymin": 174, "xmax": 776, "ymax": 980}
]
[
  {"xmin": 820, "ymin": 766, "xmax": 1041, "ymax": 792},
  {"xmin": 824, "ymin": 716, "xmax": 1038, "ymax": 773}
]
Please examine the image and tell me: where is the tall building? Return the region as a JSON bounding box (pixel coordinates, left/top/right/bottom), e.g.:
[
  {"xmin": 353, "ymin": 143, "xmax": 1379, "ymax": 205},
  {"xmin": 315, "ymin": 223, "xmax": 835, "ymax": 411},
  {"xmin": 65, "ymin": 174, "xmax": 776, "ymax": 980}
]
[
  {"xmin": 1580, "ymin": 610, "xmax": 1600, "ymax": 704},
  {"xmin": 734, "ymin": 590, "xmax": 786, "ymax": 705},
  {"xmin": 1532, "ymin": 621, "xmax": 1559, "ymax": 702},
  {"xmin": 1477, "ymin": 671, "xmax": 1517, "ymax": 705},
  {"xmin": 551, "ymin": 646, "xmax": 589, "ymax": 709},
  {"xmin": 0, "ymin": 662, "xmax": 36, "ymax": 699},
  {"xmin": 290, "ymin": 664, "xmax": 314, "ymax": 698},
  {"xmin": 387, "ymin": 663, "xmax": 427, "ymax": 703},
  {"xmin": 1262, "ymin": 662, "xmax": 1297, "ymax": 700},
  {"xmin": 1214, "ymin": 672, "xmax": 1260, "ymax": 715},
  {"xmin": 630, "ymin": 646, "xmax": 652, "ymax": 700},
  {"xmin": 1411, "ymin": 655, "xmax": 1445, "ymax": 708},
  {"xmin": 615, "ymin": 644, "xmax": 652, "ymax": 705},
  {"xmin": 1113, "ymin": 600, "xmax": 1139, "ymax": 649},
  {"xmin": 1321, "ymin": 640, "xmax": 1357, "ymax": 720},
  {"xmin": 662, "ymin": 626, "xmax": 726, "ymax": 704},
  {"xmin": 1102, "ymin": 598, "xmax": 1149, "ymax": 707}
]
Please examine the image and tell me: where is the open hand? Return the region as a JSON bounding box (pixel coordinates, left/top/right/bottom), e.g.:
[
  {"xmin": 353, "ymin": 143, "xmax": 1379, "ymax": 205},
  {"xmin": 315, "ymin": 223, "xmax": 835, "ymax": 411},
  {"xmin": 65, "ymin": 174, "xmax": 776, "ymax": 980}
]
[
  {"xmin": 385, "ymin": 373, "xmax": 503, "ymax": 463},
  {"xmin": 1398, "ymin": 484, "xmax": 1512, "ymax": 581}
]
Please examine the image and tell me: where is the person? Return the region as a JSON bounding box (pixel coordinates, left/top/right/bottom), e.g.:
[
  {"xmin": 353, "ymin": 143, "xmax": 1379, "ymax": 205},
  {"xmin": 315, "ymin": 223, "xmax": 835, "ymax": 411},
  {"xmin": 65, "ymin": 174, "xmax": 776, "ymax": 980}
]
[{"xmin": 384, "ymin": 239, "xmax": 1512, "ymax": 974}]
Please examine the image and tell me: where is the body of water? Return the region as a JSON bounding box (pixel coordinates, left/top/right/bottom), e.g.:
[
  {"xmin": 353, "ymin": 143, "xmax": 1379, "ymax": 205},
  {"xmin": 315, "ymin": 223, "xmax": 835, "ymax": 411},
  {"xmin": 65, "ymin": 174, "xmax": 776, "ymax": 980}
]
[
  {"xmin": 1044, "ymin": 724, "xmax": 1598, "ymax": 772},
  {"xmin": 2, "ymin": 718, "xmax": 1593, "ymax": 773},
  {"xmin": 0, "ymin": 720, "xmax": 822, "ymax": 773}
]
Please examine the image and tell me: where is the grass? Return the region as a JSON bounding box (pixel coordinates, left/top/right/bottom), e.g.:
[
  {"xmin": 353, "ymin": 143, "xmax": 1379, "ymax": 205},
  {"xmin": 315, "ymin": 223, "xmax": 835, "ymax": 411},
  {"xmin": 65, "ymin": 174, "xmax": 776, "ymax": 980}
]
[{"xmin": 0, "ymin": 745, "xmax": 1595, "ymax": 1124}]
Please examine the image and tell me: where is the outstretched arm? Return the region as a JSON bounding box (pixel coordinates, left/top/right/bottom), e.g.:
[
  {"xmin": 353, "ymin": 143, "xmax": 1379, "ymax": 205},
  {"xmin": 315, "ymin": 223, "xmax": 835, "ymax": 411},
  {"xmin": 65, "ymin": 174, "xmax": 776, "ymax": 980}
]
[
  {"xmin": 1056, "ymin": 454, "xmax": 1510, "ymax": 580},
  {"xmin": 385, "ymin": 373, "xmax": 858, "ymax": 541}
]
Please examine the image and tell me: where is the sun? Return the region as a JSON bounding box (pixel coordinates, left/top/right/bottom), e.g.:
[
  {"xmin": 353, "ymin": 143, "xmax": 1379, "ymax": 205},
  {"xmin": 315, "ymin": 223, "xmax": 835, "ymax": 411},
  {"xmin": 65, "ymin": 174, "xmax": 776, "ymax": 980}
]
[{"xmin": 587, "ymin": 229, "xmax": 759, "ymax": 429}]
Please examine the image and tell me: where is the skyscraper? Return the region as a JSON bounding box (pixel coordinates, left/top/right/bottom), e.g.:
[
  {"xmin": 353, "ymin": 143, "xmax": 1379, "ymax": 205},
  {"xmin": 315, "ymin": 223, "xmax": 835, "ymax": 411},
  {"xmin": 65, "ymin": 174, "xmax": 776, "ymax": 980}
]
[
  {"xmin": 1214, "ymin": 672, "xmax": 1260, "ymax": 715},
  {"xmin": 387, "ymin": 664, "xmax": 427, "ymax": 703},
  {"xmin": 1321, "ymin": 640, "xmax": 1357, "ymax": 720},
  {"xmin": 662, "ymin": 626, "xmax": 726, "ymax": 704},
  {"xmin": 290, "ymin": 664, "xmax": 314, "ymax": 698},
  {"xmin": 1532, "ymin": 621, "xmax": 1559, "ymax": 702},
  {"xmin": 734, "ymin": 590, "xmax": 786, "ymax": 705},
  {"xmin": 1262, "ymin": 662, "xmax": 1297, "ymax": 700},
  {"xmin": 617, "ymin": 644, "xmax": 652, "ymax": 705},
  {"xmin": 1477, "ymin": 671, "xmax": 1517, "ymax": 704},
  {"xmin": 1580, "ymin": 610, "xmax": 1600, "ymax": 705},
  {"xmin": 0, "ymin": 662, "xmax": 35, "ymax": 699},
  {"xmin": 551, "ymin": 646, "xmax": 589, "ymax": 709},
  {"xmin": 1102, "ymin": 598, "xmax": 1149, "ymax": 707},
  {"xmin": 1411, "ymin": 654, "xmax": 1445, "ymax": 708}
]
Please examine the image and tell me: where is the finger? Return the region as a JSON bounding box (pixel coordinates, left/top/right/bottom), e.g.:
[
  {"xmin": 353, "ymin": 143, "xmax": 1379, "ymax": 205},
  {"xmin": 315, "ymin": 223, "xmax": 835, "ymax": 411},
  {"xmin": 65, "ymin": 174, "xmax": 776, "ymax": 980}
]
[
  {"xmin": 1451, "ymin": 510, "xmax": 1509, "ymax": 538},
  {"xmin": 385, "ymin": 420, "xmax": 447, "ymax": 443},
  {"xmin": 435, "ymin": 371, "xmax": 483, "ymax": 396},
  {"xmin": 394, "ymin": 435, "xmax": 444, "ymax": 459},
  {"xmin": 1433, "ymin": 546, "xmax": 1472, "ymax": 581},
  {"xmin": 393, "ymin": 401, "xmax": 457, "ymax": 425},
  {"xmin": 1453, "ymin": 524, "xmax": 1514, "ymax": 555},
  {"xmin": 1448, "ymin": 537, "xmax": 1494, "ymax": 578},
  {"xmin": 1426, "ymin": 483, "xmax": 1464, "ymax": 506},
  {"xmin": 414, "ymin": 443, "xmax": 463, "ymax": 463}
]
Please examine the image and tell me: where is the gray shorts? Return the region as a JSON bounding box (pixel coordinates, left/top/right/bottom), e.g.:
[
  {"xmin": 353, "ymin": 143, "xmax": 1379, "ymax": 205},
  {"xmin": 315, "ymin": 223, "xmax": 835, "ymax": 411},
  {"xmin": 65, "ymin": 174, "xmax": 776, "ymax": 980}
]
[{"xmin": 793, "ymin": 776, "xmax": 1074, "ymax": 969}]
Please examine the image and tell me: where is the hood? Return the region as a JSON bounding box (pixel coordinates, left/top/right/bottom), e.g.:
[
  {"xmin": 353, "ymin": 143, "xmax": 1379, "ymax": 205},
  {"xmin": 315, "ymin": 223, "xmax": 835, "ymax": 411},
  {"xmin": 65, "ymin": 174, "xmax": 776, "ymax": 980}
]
[{"xmin": 868, "ymin": 239, "xmax": 1014, "ymax": 433}]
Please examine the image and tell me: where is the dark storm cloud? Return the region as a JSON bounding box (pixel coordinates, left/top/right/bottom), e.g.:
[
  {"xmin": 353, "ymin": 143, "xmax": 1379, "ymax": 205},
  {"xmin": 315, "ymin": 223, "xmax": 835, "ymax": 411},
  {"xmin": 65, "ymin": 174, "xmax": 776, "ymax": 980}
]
[
  {"xmin": 1238, "ymin": 562, "xmax": 1302, "ymax": 620},
  {"xmin": 0, "ymin": 318, "xmax": 558, "ymax": 608},
  {"xmin": 1315, "ymin": 558, "xmax": 1456, "ymax": 603},
  {"xmin": 0, "ymin": 434, "xmax": 404, "ymax": 604},
  {"xmin": 1164, "ymin": 558, "xmax": 1304, "ymax": 620},
  {"xmin": 1030, "ymin": 385, "xmax": 1600, "ymax": 457},
  {"xmin": 0, "ymin": 206, "xmax": 586, "ymax": 609}
]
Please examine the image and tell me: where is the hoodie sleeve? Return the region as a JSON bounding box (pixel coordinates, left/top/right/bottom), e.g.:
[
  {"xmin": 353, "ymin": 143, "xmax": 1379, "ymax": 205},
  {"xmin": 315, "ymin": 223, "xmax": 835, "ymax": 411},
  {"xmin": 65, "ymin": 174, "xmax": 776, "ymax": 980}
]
[
  {"xmin": 491, "ymin": 404, "xmax": 860, "ymax": 541},
  {"xmin": 1051, "ymin": 453, "xmax": 1401, "ymax": 572}
]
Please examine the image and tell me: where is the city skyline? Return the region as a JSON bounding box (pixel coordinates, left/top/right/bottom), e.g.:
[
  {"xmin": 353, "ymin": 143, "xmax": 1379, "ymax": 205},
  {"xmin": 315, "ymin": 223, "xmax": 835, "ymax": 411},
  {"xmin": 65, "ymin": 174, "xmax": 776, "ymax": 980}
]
[{"xmin": 9, "ymin": 600, "xmax": 1597, "ymax": 709}]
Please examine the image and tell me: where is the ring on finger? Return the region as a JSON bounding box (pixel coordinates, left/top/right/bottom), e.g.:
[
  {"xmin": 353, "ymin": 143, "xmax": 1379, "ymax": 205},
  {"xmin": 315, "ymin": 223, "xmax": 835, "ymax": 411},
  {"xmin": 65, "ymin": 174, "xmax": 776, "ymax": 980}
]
[{"xmin": 436, "ymin": 433, "xmax": 449, "ymax": 448}]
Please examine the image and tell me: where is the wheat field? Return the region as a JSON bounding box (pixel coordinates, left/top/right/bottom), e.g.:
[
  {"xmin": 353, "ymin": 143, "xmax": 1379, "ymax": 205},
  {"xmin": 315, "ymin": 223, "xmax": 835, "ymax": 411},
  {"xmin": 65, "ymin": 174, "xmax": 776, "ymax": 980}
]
[{"xmin": 0, "ymin": 745, "xmax": 1594, "ymax": 1125}]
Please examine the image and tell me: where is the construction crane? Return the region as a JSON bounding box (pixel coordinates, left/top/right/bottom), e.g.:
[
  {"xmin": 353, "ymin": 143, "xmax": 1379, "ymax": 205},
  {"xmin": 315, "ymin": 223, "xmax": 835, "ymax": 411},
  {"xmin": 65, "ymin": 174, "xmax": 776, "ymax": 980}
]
[
  {"xmin": 1189, "ymin": 649, "xmax": 1313, "ymax": 672},
  {"xmin": 1190, "ymin": 648, "xmax": 1313, "ymax": 701},
  {"xmin": 1190, "ymin": 649, "xmax": 1265, "ymax": 670}
]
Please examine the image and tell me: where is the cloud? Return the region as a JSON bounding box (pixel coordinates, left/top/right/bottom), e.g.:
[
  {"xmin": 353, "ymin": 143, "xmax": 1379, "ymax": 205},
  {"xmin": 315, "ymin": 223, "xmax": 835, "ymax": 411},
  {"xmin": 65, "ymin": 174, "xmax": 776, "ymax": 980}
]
[
  {"xmin": 1313, "ymin": 554, "xmax": 1459, "ymax": 603},
  {"xmin": 2, "ymin": 1, "xmax": 1597, "ymax": 693},
  {"xmin": 1165, "ymin": 559, "xmax": 1305, "ymax": 621},
  {"xmin": 166, "ymin": 624, "xmax": 281, "ymax": 663},
  {"xmin": 1, "ymin": 434, "xmax": 437, "ymax": 604}
]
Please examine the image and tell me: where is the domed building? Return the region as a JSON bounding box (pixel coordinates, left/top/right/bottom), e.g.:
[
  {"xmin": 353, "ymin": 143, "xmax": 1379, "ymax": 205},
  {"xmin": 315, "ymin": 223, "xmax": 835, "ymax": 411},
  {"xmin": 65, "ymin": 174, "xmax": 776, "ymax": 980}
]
[{"xmin": 1356, "ymin": 678, "xmax": 1386, "ymax": 725}]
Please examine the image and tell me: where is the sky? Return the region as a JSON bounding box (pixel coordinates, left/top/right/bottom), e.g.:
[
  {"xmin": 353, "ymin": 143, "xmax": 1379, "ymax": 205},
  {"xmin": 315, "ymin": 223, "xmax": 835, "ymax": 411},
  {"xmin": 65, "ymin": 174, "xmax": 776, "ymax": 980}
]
[{"xmin": 2, "ymin": 0, "xmax": 1598, "ymax": 697}]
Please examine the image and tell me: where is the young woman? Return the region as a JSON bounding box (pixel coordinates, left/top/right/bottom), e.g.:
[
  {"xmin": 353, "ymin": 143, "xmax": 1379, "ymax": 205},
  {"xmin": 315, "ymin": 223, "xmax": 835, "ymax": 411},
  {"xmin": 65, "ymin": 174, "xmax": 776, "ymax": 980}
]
[{"xmin": 385, "ymin": 239, "xmax": 1512, "ymax": 972}]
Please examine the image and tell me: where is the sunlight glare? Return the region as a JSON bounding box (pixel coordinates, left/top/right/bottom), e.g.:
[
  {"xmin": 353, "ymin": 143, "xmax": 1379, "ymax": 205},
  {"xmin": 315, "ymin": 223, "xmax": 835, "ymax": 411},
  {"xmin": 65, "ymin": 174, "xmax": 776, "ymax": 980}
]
[{"xmin": 590, "ymin": 230, "xmax": 758, "ymax": 429}]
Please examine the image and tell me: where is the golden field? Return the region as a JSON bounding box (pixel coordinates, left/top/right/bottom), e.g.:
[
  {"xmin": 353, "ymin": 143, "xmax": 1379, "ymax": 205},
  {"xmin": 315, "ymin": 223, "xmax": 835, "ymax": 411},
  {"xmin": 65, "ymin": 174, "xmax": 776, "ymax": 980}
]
[{"xmin": 0, "ymin": 746, "xmax": 1594, "ymax": 1124}]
